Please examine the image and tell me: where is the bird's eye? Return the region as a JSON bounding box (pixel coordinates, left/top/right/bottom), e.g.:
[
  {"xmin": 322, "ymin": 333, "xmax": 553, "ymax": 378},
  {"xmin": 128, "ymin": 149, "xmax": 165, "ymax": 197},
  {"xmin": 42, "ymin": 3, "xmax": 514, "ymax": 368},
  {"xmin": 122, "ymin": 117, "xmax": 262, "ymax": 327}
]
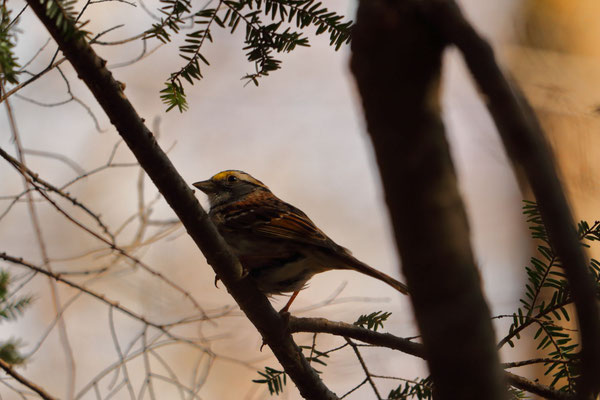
[{"xmin": 227, "ymin": 175, "xmax": 238, "ymax": 183}]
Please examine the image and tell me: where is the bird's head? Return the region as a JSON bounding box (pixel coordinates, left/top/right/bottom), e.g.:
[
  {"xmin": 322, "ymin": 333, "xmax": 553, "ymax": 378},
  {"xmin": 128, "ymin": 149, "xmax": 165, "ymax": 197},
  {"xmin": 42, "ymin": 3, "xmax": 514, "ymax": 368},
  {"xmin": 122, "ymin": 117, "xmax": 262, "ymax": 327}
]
[{"xmin": 192, "ymin": 170, "xmax": 269, "ymax": 208}]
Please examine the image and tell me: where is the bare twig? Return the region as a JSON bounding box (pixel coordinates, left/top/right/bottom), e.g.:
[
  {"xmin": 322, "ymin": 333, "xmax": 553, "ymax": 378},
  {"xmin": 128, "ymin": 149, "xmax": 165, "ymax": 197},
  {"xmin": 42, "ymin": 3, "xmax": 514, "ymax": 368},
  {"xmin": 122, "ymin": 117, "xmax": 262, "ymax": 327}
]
[
  {"xmin": 0, "ymin": 145, "xmax": 116, "ymax": 242},
  {"xmin": 0, "ymin": 359, "xmax": 57, "ymax": 400},
  {"xmin": 503, "ymin": 358, "xmax": 571, "ymax": 369},
  {"xmin": 344, "ymin": 337, "xmax": 382, "ymax": 400},
  {"xmin": 0, "ymin": 57, "xmax": 68, "ymax": 103},
  {"xmin": 107, "ymin": 307, "xmax": 137, "ymax": 399},
  {"xmin": 0, "ymin": 253, "xmax": 212, "ymax": 351},
  {"xmin": 339, "ymin": 377, "xmax": 368, "ymax": 399},
  {"xmin": 23, "ymin": 148, "xmax": 86, "ymax": 175}
]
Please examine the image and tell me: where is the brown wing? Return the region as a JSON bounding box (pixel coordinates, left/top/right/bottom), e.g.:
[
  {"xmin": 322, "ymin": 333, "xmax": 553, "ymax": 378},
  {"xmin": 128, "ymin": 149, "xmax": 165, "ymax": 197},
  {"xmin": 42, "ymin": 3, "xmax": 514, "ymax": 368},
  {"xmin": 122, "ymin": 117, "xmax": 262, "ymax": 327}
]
[
  {"xmin": 219, "ymin": 193, "xmax": 338, "ymax": 250},
  {"xmin": 254, "ymin": 207, "xmax": 328, "ymax": 242}
]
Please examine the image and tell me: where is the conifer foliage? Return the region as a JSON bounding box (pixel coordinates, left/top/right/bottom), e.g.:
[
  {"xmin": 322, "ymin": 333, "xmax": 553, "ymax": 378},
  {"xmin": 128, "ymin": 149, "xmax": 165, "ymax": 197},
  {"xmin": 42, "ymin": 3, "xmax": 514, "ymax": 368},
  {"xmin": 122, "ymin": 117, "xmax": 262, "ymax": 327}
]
[{"xmin": 146, "ymin": 0, "xmax": 353, "ymax": 111}]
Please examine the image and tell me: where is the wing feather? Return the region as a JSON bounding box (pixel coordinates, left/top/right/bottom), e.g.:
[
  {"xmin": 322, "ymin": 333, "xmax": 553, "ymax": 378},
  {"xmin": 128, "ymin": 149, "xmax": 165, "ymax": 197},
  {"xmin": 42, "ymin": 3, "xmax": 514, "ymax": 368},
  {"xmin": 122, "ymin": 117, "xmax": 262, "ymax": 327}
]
[{"xmin": 220, "ymin": 195, "xmax": 335, "ymax": 249}]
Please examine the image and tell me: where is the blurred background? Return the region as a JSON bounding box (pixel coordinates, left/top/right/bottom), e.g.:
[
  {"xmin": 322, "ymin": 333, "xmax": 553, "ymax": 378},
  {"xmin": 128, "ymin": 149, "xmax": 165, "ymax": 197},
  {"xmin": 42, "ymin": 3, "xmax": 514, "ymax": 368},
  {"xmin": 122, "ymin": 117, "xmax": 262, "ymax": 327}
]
[{"xmin": 0, "ymin": 0, "xmax": 598, "ymax": 398}]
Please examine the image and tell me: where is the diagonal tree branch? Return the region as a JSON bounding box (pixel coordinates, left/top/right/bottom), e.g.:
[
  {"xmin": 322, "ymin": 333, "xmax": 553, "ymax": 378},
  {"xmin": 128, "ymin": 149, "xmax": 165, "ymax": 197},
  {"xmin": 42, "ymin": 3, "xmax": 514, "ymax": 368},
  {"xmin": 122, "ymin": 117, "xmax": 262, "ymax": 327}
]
[
  {"xmin": 420, "ymin": 1, "xmax": 600, "ymax": 397},
  {"xmin": 350, "ymin": 1, "xmax": 506, "ymax": 398},
  {"xmin": 23, "ymin": 1, "xmax": 337, "ymax": 399}
]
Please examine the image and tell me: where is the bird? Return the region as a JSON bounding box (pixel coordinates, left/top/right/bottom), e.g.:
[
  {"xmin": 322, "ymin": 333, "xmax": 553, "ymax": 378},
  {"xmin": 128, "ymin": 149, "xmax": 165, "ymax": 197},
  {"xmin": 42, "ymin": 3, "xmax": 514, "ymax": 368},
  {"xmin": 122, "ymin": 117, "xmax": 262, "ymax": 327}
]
[{"xmin": 192, "ymin": 170, "xmax": 409, "ymax": 313}]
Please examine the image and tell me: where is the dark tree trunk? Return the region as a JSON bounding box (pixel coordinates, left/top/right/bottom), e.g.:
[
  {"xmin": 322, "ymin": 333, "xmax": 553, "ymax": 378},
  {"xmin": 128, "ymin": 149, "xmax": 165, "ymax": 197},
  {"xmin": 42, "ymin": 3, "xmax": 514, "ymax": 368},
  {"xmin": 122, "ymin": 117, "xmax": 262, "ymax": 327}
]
[{"xmin": 350, "ymin": 1, "xmax": 507, "ymax": 398}]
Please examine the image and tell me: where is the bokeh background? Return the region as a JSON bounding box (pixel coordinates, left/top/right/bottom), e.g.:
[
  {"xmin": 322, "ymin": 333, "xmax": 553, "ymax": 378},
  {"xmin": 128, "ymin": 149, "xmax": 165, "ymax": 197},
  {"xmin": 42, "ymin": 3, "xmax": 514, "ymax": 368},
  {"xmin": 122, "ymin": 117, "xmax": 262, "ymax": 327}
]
[{"xmin": 1, "ymin": 0, "xmax": 598, "ymax": 398}]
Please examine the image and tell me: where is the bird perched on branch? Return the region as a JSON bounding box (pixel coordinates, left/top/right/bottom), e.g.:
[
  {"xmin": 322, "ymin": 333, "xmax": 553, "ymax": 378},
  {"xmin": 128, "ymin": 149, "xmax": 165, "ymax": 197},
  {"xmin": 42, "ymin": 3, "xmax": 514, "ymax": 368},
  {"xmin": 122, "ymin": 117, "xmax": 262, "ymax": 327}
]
[{"xmin": 193, "ymin": 170, "xmax": 409, "ymax": 312}]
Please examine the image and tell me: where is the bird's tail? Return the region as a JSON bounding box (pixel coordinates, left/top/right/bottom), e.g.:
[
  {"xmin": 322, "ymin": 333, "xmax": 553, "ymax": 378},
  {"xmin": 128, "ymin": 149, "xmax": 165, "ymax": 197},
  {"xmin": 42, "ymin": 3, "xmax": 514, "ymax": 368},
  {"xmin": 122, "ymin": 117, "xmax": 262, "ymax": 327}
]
[{"xmin": 338, "ymin": 252, "xmax": 409, "ymax": 295}]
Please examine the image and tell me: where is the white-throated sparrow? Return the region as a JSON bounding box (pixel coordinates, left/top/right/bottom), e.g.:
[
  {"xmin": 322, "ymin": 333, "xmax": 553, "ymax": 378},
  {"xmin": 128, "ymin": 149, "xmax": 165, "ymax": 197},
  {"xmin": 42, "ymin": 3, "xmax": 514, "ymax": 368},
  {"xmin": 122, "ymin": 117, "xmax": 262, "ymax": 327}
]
[{"xmin": 193, "ymin": 170, "xmax": 408, "ymax": 312}]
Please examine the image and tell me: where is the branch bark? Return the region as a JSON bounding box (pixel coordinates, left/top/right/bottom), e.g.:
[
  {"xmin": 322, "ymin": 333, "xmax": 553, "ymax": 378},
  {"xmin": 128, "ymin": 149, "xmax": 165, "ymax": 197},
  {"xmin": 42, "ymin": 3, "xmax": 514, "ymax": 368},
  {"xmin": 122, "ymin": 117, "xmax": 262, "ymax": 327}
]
[
  {"xmin": 289, "ymin": 316, "xmax": 424, "ymax": 358},
  {"xmin": 350, "ymin": 1, "xmax": 506, "ymax": 398},
  {"xmin": 420, "ymin": 1, "xmax": 600, "ymax": 397},
  {"xmin": 23, "ymin": 2, "xmax": 337, "ymax": 399},
  {"xmin": 290, "ymin": 316, "xmax": 575, "ymax": 400}
]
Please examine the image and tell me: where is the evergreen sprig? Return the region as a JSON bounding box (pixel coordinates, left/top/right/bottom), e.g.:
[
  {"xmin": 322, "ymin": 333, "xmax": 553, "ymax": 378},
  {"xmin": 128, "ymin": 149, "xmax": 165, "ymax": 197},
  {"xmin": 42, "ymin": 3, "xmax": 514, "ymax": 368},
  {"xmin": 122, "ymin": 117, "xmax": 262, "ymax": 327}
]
[
  {"xmin": 502, "ymin": 201, "xmax": 600, "ymax": 392},
  {"xmin": 388, "ymin": 377, "xmax": 433, "ymax": 400},
  {"xmin": 38, "ymin": 0, "xmax": 90, "ymax": 41},
  {"xmin": 252, "ymin": 366, "xmax": 287, "ymax": 395},
  {"xmin": 0, "ymin": 5, "xmax": 20, "ymax": 84},
  {"xmin": 353, "ymin": 310, "xmax": 391, "ymax": 332},
  {"xmin": 0, "ymin": 270, "xmax": 32, "ymax": 365},
  {"xmin": 577, "ymin": 220, "xmax": 600, "ymax": 247},
  {"xmin": 262, "ymin": 0, "xmax": 352, "ymax": 49},
  {"xmin": 508, "ymin": 387, "xmax": 528, "ymax": 399},
  {"xmin": 0, "ymin": 341, "xmax": 25, "ymax": 365},
  {"xmin": 299, "ymin": 344, "xmax": 329, "ymax": 374},
  {"xmin": 0, "ymin": 271, "xmax": 32, "ymax": 322},
  {"xmin": 145, "ymin": 0, "xmax": 353, "ymax": 111},
  {"xmin": 145, "ymin": 0, "xmax": 192, "ymax": 44}
]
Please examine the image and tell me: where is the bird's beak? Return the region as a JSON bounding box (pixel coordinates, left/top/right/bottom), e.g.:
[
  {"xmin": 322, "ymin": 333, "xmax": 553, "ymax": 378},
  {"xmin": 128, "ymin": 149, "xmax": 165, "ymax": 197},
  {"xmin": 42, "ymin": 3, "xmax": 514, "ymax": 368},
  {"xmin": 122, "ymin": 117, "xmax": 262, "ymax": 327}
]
[{"xmin": 192, "ymin": 180, "xmax": 217, "ymax": 194}]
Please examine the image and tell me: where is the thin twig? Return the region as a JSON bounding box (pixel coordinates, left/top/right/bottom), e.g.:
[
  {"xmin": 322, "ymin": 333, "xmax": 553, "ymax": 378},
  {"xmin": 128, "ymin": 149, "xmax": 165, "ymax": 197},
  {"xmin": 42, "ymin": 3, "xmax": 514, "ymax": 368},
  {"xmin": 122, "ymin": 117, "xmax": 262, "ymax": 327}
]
[
  {"xmin": 344, "ymin": 337, "xmax": 381, "ymax": 400},
  {"xmin": 0, "ymin": 252, "xmax": 213, "ymax": 351},
  {"xmin": 0, "ymin": 145, "xmax": 116, "ymax": 243},
  {"xmin": 0, "ymin": 57, "xmax": 68, "ymax": 103},
  {"xmin": 503, "ymin": 358, "xmax": 571, "ymax": 369},
  {"xmin": 142, "ymin": 329, "xmax": 158, "ymax": 400},
  {"xmin": 108, "ymin": 307, "xmax": 136, "ymax": 398},
  {"xmin": 340, "ymin": 377, "xmax": 368, "ymax": 399},
  {"xmin": 0, "ymin": 359, "xmax": 57, "ymax": 400}
]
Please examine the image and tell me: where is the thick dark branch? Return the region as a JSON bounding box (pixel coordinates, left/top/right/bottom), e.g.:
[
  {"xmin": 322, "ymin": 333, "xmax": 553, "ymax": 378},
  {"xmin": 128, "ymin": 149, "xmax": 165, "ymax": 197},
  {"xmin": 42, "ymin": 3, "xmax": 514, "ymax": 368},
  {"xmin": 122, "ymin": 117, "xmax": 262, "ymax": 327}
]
[
  {"xmin": 421, "ymin": 1, "xmax": 600, "ymax": 396},
  {"xmin": 0, "ymin": 359, "xmax": 57, "ymax": 400},
  {"xmin": 23, "ymin": 2, "xmax": 336, "ymax": 399},
  {"xmin": 289, "ymin": 316, "xmax": 425, "ymax": 358},
  {"xmin": 290, "ymin": 316, "xmax": 575, "ymax": 400},
  {"xmin": 350, "ymin": 1, "xmax": 506, "ymax": 398}
]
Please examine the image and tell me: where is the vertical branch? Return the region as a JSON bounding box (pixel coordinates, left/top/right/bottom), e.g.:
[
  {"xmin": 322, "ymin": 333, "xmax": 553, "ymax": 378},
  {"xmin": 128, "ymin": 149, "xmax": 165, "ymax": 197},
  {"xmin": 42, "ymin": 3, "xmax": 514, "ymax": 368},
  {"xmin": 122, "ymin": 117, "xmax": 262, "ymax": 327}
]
[
  {"xmin": 350, "ymin": 0, "xmax": 506, "ymax": 398},
  {"xmin": 142, "ymin": 329, "xmax": 157, "ymax": 400},
  {"xmin": 107, "ymin": 307, "xmax": 136, "ymax": 398},
  {"xmin": 421, "ymin": 1, "xmax": 600, "ymax": 397}
]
